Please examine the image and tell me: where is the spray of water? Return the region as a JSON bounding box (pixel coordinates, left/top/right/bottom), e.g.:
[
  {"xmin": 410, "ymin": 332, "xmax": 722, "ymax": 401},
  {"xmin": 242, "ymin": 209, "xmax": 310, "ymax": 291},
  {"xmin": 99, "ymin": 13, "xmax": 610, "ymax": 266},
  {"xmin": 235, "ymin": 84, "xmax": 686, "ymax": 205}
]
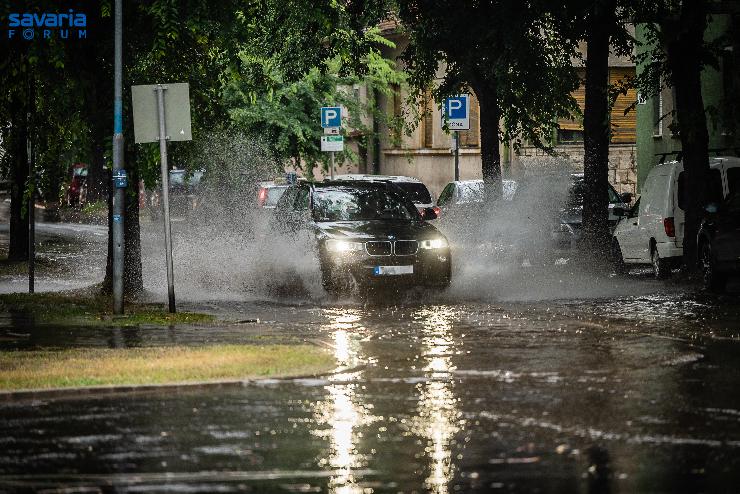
[
  {"xmin": 141, "ymin": 131, "xmax": 323, "ymax": 302},
  {"xmin": 140, "ymin": 148, "xmax": 662, "ymax": 304}
]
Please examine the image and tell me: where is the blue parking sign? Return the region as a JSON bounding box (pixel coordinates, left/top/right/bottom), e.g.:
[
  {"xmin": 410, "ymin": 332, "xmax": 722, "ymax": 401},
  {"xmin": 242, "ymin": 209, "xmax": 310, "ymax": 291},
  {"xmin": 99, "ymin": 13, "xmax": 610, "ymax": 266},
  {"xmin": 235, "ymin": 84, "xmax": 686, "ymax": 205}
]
[
  {"xmin": 321, "ymin": 106, "xmax": 342, "ymax": 128},
  {"xmin": 442, "ymin": 95, "xmax": 470, "ymax": 130}
]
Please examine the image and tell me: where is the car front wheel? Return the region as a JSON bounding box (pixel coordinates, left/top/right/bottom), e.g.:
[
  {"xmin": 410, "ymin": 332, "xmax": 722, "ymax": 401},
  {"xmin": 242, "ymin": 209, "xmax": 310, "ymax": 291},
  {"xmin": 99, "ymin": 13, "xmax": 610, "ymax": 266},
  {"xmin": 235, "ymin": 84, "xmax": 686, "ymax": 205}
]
[
  {"xmin": 651, "ymin": 246, "xmax": 671, "ymax": 279},
  {"xmin": 611, "ymin": 239, "xmax": 628, "ymax": 276},
  {"xmin": 700, "ymin": 241, "xmax": 726, "ymax": 293}
]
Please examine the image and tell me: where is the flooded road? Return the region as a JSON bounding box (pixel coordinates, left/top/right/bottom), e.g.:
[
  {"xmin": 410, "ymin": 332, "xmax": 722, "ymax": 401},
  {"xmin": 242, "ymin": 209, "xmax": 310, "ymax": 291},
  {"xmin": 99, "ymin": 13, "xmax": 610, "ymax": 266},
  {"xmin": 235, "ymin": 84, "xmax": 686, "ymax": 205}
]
[{"xmin": 2, "ymin": 290, "xmax": 740, "ymax": 493}]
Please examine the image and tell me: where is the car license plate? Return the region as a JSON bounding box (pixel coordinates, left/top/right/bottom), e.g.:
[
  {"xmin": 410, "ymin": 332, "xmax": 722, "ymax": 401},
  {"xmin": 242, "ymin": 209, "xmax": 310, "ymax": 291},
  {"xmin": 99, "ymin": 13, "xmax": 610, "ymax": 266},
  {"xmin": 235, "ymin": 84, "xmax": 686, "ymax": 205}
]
[{"xmin": 373, "ymin": 265, "xmax": 413, "ymax": 276}]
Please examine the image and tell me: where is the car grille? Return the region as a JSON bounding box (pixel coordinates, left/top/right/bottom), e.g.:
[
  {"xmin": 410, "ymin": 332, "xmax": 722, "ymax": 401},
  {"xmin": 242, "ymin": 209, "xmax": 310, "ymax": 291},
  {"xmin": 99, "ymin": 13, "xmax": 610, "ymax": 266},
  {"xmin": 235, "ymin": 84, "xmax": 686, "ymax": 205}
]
[
  {"xmin": 394, "ymin": 240, "xmax": 418, "ymax": 255},
  {"xmin": 366, "ymin": 241, "xmax": 392, "ymax": 256}
]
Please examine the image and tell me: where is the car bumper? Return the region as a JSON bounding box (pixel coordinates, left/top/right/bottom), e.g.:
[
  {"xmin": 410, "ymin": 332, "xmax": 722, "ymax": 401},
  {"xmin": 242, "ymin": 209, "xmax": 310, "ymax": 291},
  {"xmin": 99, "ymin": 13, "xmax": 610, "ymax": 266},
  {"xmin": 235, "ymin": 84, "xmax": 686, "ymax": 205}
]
[
  {"xmin": 321, "ymin": 248, "xmax": 452, "ymax": 287},
  {"xmin": 656, "ymin": 242, "xmax": 682, "ymax": 260}
]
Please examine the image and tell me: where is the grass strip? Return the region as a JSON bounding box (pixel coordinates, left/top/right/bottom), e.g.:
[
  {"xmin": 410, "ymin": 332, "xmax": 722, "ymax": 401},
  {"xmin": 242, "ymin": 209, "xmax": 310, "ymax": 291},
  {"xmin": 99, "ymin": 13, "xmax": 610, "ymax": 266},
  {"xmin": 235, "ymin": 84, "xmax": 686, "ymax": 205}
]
[
  {"xmin": 0, "ymin": 344, "xmax": 333, "ymax": 391},
  {"xmin": 0, "ymin": 292, "xmax": 215, "ymax": 326}
]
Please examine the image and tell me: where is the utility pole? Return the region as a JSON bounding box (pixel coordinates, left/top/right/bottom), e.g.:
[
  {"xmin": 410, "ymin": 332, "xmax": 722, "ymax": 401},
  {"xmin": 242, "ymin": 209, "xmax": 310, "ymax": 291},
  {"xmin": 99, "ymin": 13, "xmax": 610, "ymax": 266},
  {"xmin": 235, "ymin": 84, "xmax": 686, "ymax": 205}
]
[
  {"xmin": 27, "ymin": 72, "xmax": 34, "ymax": 294},
  {"xmin": 112, "ymin": 0, "xmax": 125, "ymax": 314}
]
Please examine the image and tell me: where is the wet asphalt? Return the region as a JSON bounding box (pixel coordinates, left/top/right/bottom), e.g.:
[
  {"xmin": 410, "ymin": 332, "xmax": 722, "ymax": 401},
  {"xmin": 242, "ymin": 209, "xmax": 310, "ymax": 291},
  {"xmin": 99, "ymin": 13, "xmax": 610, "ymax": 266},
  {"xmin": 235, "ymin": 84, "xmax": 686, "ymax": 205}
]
[
  {"xmin": 2, "ymin": 286, "xmax": 740, "ymax": 493},
  {"xmin": 2, "ymin": 213, "xmax": 740, "ymax": 492}
]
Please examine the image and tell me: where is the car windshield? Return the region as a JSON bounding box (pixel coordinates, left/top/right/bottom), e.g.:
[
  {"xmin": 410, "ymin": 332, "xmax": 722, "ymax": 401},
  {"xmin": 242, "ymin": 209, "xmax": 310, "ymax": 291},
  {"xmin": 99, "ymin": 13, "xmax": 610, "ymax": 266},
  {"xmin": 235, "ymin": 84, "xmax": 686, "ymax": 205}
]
[
  {"xmin": 265, "ymin": 186, "xmax": 288, "ymax": 207},
  {"xmin": 458, "ymin": 182, "xmax": 484, "ymax": 203},
  {"xmin": 394, "ymin": 182, "xmax": 432, "ymax": 204},
  {"xmin": 567, "ymin": 177, "xmax": 621, "ymax": 208},
  {"xmin": 313, "ymin": 186, "xmax": 417, "ymax": 222}
]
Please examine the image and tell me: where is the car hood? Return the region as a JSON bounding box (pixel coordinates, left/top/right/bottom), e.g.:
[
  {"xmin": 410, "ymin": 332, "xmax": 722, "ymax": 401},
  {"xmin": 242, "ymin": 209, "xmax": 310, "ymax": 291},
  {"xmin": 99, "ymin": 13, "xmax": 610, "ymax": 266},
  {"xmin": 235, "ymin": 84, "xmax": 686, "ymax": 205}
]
[{"xmin": 313, "ymin": 220, "xmax": 444, "ymax": 241}]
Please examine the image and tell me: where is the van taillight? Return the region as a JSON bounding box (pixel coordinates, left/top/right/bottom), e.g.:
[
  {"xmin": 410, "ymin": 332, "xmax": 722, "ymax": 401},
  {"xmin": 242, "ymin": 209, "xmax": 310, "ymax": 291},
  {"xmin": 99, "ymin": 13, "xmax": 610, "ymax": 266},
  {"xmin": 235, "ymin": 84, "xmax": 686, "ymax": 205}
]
[
  {"xmin": 257, "ymin": 188, "xmax": 268, "ymax": 206},
  {"xmin": 663, "ymin": 217, "xmax": 675, "ymax": 237}
]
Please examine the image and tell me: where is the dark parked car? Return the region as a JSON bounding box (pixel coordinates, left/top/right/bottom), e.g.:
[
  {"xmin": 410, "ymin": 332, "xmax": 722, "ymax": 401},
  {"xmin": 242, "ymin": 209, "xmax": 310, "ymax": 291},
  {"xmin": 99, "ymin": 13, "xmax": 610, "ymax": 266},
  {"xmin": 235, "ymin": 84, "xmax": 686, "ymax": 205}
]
[
  {"xmin": 256, "ymin": 181, "xmax": 289, "ymax": 209},
  {"xmin": 274, "ymin": 181, "xmax": 452, "ymax": 293},
  {"xmin": 697, "ymin": 192, "xmax": 740, "ymax": 292}
]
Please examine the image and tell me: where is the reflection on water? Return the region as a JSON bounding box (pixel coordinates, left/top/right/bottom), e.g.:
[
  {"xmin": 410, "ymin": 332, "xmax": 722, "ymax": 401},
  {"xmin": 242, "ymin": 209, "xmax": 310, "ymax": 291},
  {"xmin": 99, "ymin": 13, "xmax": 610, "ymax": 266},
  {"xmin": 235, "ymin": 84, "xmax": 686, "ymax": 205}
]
[
  {"xmin": 314, "ymin": 308, "xmax": 372, "ymax": 493},
  {"xmin": 413, "ymin": 307, "xmax": 463, "ymax": 493}
]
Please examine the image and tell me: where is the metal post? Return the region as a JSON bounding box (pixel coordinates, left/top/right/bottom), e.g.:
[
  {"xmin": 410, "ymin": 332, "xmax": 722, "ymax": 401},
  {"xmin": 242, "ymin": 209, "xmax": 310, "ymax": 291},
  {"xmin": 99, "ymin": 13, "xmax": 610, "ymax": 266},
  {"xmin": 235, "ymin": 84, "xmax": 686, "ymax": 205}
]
[
  {"xmin": 330, "ymin": 151, "xmax": 335, "ymax": 180},
  {"xmin": 454, "ymin": 131, "xmax": 460, "ymax": 181},
  {"xmin": 111, "ymin": 0, "xmax": 125, "ymax": 314},
  {"xmin": 27, "ymin": 74, "xmax": 34, "ymax": 294},
  {"xmin": 155, "ymin": 84, "xmax": 176, "ymax": 313}
]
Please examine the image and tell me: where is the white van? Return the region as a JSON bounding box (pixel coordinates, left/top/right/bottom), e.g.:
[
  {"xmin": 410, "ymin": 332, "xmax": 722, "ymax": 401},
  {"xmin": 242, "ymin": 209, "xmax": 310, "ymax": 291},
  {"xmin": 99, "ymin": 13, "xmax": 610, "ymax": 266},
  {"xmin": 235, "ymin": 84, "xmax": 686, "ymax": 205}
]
[{"xmin": 612, "ymin": 156, "xmax": 740, "ymax": 277}]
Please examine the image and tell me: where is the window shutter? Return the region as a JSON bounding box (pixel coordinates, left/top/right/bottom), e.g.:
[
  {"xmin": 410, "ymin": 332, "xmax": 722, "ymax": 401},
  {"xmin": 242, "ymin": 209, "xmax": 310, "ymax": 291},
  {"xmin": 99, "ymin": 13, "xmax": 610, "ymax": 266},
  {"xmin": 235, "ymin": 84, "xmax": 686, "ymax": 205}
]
[{"xmin": 610, "ymin": 67, "xmax": 637, "ymax": 143}]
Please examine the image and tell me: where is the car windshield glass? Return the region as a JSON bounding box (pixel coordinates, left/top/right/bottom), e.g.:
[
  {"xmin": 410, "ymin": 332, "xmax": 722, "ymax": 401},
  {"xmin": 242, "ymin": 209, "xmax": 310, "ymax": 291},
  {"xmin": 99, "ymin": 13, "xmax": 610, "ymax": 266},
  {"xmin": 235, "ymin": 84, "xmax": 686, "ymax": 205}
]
[
  {"xmin": 458, "ymin": 182, "xmax": 483, "ymax": 203},
  {"xmin": 169, "ymin": 171, "xmax": 186, "ymax": 186},
  {"xmin": 266, "ymin": 186, "xmax": 288, "ymax": 207},
  {"xmin": 313, "ymin": 186, "xmax": 417, "ymax": 221},
  {"xmin": 395, "ymin": 182, "xmax": 432, "ymax": 204}
]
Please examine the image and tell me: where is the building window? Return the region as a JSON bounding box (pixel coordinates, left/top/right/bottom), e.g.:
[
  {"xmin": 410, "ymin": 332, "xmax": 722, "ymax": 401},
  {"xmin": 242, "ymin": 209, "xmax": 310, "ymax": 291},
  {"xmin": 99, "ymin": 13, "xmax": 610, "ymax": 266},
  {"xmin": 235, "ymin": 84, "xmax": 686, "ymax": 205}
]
[
  {"xmin": 423, "ymin": 90, "xmax": 434, "ymax": 148},
  {"xmin": 557, "ymin": 128, "xmax": 584, "ymax": 143},
  {"xmin": 458, "ymin": 91, "xmax": 480, "ymax": 147},
  {"xmin": 652, "ymin": 90, "xmax": 663, "ymax": 137}
]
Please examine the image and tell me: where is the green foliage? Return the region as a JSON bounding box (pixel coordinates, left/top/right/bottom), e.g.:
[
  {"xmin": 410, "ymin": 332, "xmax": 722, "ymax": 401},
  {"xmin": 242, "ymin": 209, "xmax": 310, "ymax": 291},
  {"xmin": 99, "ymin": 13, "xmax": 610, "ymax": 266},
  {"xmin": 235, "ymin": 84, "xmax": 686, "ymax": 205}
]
[{"xmin": 224, "ymin": 38, "xmax": 405, "ymax": 172}]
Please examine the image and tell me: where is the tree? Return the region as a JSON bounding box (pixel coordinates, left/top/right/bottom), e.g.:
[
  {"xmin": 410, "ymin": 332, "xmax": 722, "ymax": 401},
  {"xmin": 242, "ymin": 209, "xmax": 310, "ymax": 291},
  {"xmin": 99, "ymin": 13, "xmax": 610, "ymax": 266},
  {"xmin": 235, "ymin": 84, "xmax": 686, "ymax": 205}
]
[
  {"xmin": 224, "ymin": 38, "xmax": 405, "ymax": 174},
  {"xmin": 634, "ymin": 0, "xmax": 724, "ymax": 274},
  {"xmin": 396, "ymin": 0, "xmax": 580, "ymax": 200}
]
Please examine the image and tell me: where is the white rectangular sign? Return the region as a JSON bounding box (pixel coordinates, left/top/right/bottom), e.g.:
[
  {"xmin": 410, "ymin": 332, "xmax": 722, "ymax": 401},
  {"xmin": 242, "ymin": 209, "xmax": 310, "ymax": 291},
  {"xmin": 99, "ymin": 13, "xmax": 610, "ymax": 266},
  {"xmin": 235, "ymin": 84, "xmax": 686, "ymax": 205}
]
[
  {"xmin": 132, "ymin": 83, "xmax": 192, "ymax": 143},
  {"xmin": 321, "ymin": 135, "xmax": 344, "ymax": 152}
]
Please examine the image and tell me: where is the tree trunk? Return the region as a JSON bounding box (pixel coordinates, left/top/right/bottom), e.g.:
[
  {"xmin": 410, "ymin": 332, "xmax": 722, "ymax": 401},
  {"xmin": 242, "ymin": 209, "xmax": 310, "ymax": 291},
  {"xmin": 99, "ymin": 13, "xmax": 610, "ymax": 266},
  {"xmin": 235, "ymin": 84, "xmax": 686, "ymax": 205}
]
[
  {"xmin": 582, "ymin": 0, "xmax": 614, "ymax": 266},
  {"xmin": 665, "ymin": 0, "xmax": 710, "ymax": 275},
  {"xmin": 8, "ymin": 116, "xmax": 29, "ymax": 262},
  {"xmin": 85, "ymin": 85, "xmax": 108, "ymax": 204},
  {"xmin": 475, "ymin": 81, "xmax": 503, "ymax": 201},
  {"xmin": 124, "ymin": 143, "xmax": 143, "ymax": 296}
]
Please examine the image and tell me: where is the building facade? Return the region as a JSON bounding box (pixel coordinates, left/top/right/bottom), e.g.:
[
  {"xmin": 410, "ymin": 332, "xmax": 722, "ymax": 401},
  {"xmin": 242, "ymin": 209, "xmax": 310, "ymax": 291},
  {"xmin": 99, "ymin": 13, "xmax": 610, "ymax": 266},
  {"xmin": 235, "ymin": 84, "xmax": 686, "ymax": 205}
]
[
  {"xmin": 370, "ymin": 23, "xmax": 639, "ymax": 198},
  {"xmin": 635, "ymin": 15, "xmax": 740, "ymax": 190}
]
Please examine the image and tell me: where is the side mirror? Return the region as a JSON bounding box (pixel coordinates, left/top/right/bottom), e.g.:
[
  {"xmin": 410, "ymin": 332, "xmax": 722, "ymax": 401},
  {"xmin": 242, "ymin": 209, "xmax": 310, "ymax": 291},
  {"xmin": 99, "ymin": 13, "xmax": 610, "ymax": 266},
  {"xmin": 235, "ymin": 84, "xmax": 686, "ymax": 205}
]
[
  {"xmin": 620, "ymin": 192, "xmax": 633, "ymax": 204},
  {"xmin": 704, "ymin": 202, "xmax": 719, "ymax": 214},
  {"xmin": 613, "ymin": 206, "xmax": 626, "ymax": 217},
  {"xmin": 422, "ymin": 207, "xmax": 438, "ymax": 220}
]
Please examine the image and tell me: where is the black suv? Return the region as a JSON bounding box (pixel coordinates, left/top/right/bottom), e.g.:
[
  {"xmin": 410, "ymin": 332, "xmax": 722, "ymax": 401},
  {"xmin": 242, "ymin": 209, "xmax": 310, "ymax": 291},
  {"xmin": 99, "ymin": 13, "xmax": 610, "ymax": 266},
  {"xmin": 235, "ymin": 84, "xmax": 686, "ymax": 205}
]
[
  {"xmin": 698, "ymin": 192, "xmax": 740, "ymax": 292},
  {"xmin": 274, "ymin": 181, "xmax": 452, "ymax": 292}
]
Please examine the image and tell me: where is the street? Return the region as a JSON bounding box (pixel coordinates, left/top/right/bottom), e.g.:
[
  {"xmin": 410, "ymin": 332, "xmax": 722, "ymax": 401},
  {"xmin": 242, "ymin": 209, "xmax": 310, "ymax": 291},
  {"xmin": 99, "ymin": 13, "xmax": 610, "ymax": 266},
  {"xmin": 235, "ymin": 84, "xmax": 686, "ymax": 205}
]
[{"xmin": 2, "ymin": 285, "xmax": 740, "ymax": 492}]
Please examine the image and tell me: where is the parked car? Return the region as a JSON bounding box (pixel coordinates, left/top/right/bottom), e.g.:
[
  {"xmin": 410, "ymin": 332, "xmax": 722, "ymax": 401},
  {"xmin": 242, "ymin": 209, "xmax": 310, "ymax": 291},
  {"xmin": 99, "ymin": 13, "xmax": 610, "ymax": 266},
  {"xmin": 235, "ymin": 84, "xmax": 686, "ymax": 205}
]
[
  {"xmin": 65, "ymin": 163, "xmax": 87, "ymax": 207},
  {"xmin": 257, "ymin": 181, "xmax": 289, "ymax": 209},
  {"xmin": 554, "ymin": 173, "xmax": 631, "ymax": 249},
  {"xmin": 506, "ymin": 173, "xmax": 629, "ymax": 261},
  {"xmin": 612, "ymin": 156, "xmax": 740, "ymax": 277},
  {"xmin": 148, "ymin": 168, "xmax": 204, "ymax": 216},
  {"xmin": 436, "ymin": 179, "xmax": 518, "ymax": 213},
  {"xmin": 333, "ymin": 174, "xmax": 437, "ymax": 219},
  {"xmin": 697, "ymin": 192, "xmax": 740, "ymax": 292},
  {"xmin": 274, "ymin": 180, "xmax": 451, "ymax": 293}
]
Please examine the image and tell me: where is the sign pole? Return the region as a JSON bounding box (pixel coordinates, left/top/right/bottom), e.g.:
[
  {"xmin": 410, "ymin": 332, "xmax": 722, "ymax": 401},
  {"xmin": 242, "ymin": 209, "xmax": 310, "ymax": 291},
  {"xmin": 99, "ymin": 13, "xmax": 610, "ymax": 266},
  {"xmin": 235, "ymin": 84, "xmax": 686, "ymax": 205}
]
[
  {"xmin": 155, "ymin": 84, "xmax": 176, "ymax": 313},
  {"xmin": 330, "ymin": 151, "xmax": 335, "ymax": 180},
  {"xmin": 454, "ymin": 131, "xmax": 460, "ymax": 181},
  {"xmin": 111, "ymin": 0, "xmax": 125, "ymax": 314}
]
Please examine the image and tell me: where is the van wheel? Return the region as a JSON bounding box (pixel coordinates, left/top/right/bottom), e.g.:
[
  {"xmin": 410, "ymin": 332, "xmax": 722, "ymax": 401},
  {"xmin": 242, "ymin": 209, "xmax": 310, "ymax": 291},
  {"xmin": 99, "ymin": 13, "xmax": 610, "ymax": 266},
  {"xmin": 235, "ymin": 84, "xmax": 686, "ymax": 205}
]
[
  {"xmin": 700, "ymin": 242, "xmax": 726, "ymax": 293},
  {"xmin": 611, "ymin": 239, "xmax": 628, "ymax": 276},
  {"xmin": 651, "ymin": 247, "xmax": 671, "ymax": 279}
]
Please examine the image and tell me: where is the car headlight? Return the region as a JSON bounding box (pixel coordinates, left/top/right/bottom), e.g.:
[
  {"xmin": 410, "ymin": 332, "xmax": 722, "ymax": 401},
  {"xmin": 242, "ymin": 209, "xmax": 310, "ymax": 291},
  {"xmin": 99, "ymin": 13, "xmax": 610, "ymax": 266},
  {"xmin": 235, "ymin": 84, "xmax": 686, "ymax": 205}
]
[
  {"xmin": 419, "ymin": 237, "xmax": 449, "ymax": 249},
  {"xmin": 326, "ymin": 240, "xmax": 364, "ymax": 253}
]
